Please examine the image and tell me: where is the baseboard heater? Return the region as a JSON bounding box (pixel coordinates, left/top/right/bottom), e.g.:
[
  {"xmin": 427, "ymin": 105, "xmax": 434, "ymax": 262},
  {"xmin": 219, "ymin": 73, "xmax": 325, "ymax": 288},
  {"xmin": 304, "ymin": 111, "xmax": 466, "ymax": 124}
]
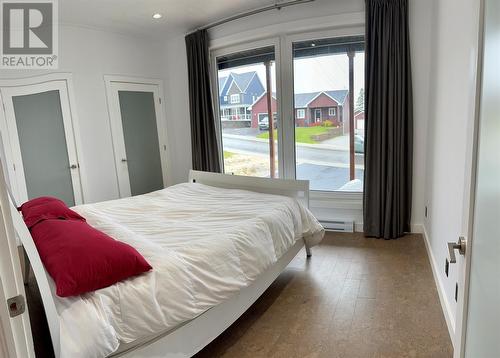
[{"xmin": 319, "ymin": 220, "xmax": 354, "ymax": 232}]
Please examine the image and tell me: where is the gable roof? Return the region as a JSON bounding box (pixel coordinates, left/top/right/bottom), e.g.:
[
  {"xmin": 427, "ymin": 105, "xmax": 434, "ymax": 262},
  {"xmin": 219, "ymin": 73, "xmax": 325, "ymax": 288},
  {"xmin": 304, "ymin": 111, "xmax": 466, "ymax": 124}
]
[
  {"xmin": 231, "ymin": 71, "xmax": 257, "ymax": 92},
  {"xmin": 218, "ymin": 71, "xmax": 259, "ymax": 96},
  {"xmin": 218, "ymin": 76, "xmax": 228, "ymax": 95},
  {"xmin": 249, "ymin": 89, "xmax": 350, "ymax": 109},
  {"xmin": 294, "ymin": 90, "xmax": 349, "ymax": 107}
]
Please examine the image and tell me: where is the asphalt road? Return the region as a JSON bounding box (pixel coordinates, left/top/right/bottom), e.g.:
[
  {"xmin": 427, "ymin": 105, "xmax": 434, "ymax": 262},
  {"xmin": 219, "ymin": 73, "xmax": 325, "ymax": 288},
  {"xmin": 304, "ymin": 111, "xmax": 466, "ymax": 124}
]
[{"xmin": 222, "ymin": 134, "xmax": 364, "ymax": 168}]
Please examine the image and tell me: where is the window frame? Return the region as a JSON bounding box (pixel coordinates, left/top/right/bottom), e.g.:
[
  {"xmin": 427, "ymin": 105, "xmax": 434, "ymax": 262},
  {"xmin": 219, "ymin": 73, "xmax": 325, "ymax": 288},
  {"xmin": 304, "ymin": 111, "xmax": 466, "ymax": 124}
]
[
  {"xmin": 285, "ymin": 27, "xmax": 365, "ymax": 197},
  {"xmin": 210, "ymin": 27, "xmax": 364, "ymax": 198},
  {"xmin": 329, "ymin": 107, "xmax": 336, "ymax": 116},
  {"xmin": 230, "ymin": 93, "xmax": 240, "ymax": 104},
  {"xmin": 210, "ymin": 37, "xmax": 283, "ymax": 177},
  {"xmin": 296, "ymin": 108, "xmax": 305, "ymax": 119}
]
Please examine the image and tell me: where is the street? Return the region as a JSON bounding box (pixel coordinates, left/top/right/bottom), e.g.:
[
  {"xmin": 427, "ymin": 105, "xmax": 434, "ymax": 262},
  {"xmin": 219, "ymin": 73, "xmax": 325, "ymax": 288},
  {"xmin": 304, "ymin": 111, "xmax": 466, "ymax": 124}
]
[
  {"xmin": 222, "ymin": 133, "xmax": 364, "ymax": 191},
  {"xmin": 222, "ymin": 134, "xmax": 364, "ymax": 168}
]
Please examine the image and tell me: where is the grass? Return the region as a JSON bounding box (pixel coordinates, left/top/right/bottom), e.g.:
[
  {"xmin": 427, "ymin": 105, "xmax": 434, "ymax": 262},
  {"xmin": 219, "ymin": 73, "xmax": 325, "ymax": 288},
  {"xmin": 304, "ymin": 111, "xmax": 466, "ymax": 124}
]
[
  {"xmin": 257, "ymin": 126, "xmax": 330, "ymax": 144},
  {"xmin": 223, "ymin": 151, "xmax": 235, "ymax": 159}
]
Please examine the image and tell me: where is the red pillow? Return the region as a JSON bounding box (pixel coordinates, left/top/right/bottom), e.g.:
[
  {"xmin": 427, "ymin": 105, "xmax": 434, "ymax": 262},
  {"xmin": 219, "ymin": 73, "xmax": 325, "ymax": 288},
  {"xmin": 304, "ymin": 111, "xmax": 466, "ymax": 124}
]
[
  {"xmin": 20, "ymin": 197, "xmax": 85, "ymax": 229},
  {"xmin": 30, "ymin": 219, "xmax": 152, "ymax": 297},
  {"xmin": 19, "ymin": 196, "xmax": 63, "ymax": 211}
]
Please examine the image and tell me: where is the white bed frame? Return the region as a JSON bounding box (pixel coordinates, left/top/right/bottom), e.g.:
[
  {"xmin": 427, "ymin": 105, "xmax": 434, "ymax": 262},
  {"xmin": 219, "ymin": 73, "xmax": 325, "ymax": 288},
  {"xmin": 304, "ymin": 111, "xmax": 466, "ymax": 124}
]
[{"xmin": 11, "ymin": 170, "xmax": 311, "ymax": 358}]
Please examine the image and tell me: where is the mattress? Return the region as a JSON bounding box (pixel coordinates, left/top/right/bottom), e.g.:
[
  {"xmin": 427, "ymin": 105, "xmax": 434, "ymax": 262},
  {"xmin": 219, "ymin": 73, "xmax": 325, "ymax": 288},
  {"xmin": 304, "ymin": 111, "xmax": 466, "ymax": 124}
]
[{"xmin": 54, "ymin": 182, "xmax": 324, "ymax": 357}]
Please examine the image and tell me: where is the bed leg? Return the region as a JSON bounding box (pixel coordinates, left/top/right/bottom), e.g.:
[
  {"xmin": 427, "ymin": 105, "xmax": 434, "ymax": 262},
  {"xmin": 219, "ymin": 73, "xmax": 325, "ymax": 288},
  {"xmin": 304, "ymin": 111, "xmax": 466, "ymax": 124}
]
[{"xmin": 305, "ymin": 244, "xmax": 312, "ymax": 258}]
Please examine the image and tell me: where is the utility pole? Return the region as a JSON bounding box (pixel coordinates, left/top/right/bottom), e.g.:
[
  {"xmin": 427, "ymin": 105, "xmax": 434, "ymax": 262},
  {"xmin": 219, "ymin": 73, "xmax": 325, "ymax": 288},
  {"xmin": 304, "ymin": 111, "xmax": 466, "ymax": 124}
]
[
  {"xmin": 264, "ymin": 60, "xmax": 276, "ymax": 178},
  {"xmin": 347, "ymin": 50, "xmax": 355, "ymax": 181}
]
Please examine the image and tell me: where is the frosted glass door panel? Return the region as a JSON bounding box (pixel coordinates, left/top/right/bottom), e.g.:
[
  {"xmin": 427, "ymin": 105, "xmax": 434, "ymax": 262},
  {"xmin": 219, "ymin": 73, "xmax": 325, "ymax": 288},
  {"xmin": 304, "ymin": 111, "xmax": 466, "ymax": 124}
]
[
  {"xmin": 12, "ymin": 90, "xmax": 75, "ymax": 206},
  {"xmin": 118, "ymin": 90, "xmax": 163, "ymax": 196}
]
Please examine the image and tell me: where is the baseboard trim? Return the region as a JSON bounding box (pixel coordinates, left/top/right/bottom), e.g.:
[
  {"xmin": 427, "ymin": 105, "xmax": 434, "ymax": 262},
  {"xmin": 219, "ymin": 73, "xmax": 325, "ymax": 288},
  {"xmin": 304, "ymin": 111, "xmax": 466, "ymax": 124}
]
[{"xmin": 421, "ymin": 225, "xmax": 456, "ymax": 347}]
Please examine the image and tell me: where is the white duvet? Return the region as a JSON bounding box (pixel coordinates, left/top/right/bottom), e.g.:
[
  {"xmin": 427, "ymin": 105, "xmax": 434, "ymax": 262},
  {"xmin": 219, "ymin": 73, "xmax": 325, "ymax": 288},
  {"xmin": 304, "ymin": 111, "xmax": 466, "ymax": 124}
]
[{"xmin": 55, "ymin": 183, "xmax": 324, "ymax": 357}]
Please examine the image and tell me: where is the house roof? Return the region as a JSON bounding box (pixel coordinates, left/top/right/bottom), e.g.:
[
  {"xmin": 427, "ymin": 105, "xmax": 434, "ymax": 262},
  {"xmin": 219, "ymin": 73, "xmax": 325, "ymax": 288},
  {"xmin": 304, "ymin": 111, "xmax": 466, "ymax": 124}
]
[
  {"xmin": 218, "ymin": 76, "xmax": 228, "ymax": 95},
  {"xmin": 249, "ymin": 89, "xmax": 349, "ymax": 109},
  {"xmin": 218, "ymin": 71, "xmax": 259, "ymax": 95},
  {"xmin": 294, "ymin": 90, "xmax": 349, "ymax": 107},
  {"xmin": 231, "ymin": 71, "xmax": 257, "ymax": 92}
]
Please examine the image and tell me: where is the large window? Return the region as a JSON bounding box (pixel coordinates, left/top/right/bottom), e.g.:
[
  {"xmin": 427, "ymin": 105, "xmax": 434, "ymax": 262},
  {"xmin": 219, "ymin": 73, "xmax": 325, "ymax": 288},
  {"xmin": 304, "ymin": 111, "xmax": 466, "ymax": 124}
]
[
  {"xmin": 216, "ymin": 45, "xmax": 279, "ymax": 178},
  {"xmin": 293, "ymin": 36, "xmax": 364, "ymax": 192},
  {"xmin": 212, "ymin": 34, "xmax": 365, "ymax": 193}
]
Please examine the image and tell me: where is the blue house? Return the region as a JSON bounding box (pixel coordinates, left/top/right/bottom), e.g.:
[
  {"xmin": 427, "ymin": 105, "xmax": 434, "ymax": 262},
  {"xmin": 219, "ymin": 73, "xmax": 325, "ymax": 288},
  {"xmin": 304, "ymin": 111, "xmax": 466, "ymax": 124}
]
[{"xmin": 218, "ymin": 71, "xmax": 265, "ymax": 122}]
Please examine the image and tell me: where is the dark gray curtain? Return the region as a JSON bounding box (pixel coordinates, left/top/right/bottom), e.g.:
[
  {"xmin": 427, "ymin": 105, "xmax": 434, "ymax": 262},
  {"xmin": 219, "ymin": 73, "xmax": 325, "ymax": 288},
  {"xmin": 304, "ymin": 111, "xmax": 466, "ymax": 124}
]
[
  {"xmin": 185, "ymin": 29, "xmax": 221, "ymax": 173},
  {"xmin": 363, "ymin": 0, "xmax": 413, "ymax": 239}
]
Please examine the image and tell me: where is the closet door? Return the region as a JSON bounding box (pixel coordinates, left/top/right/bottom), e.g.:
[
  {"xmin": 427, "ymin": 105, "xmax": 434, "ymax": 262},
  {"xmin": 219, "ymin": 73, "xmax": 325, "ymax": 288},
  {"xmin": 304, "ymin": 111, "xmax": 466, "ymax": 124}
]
[
  {"xmin": 0, "ymin": 81, "xmax": 82, "ymax": 206},
  {"xmin": 106, "ymin": 81, "xmax": 167, "ymax": 197}
]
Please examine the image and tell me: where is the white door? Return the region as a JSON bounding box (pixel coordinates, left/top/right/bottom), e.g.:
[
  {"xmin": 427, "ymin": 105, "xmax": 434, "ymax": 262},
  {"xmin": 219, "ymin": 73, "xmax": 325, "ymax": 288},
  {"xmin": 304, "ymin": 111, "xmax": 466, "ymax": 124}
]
[
  {"xmin": 453, "ymin": 1, "xmax": 499, "ymax": 356},
  {"xmin": 0, "ymin": 156, "xmax": 34, "ymax": 358},
  {"xmin": 0, "ymin": 80, "xmax": 83, "ymax": 206},
  {"xmin": 106, "ymin": 80, "xmax": 168, "ymax": 197}
]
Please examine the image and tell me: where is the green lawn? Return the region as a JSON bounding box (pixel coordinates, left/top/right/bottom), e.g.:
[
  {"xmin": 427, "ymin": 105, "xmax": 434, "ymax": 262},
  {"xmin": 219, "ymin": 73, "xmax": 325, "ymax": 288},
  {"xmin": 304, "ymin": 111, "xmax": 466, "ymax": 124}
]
[
  {"xmin": 257, "ymin": 126, "xmax": 330, "ymax": 144},
  {"xmin": 223, "ymin": 151, "xmax": 235, "ymax": 159}
]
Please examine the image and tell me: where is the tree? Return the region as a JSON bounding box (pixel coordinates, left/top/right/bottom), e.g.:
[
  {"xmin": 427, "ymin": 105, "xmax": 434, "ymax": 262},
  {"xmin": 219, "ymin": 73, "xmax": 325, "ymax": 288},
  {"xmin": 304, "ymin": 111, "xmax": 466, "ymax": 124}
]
[{"xmin": 355, "ymin": 88, "xmax": 364, "ymax": 112}]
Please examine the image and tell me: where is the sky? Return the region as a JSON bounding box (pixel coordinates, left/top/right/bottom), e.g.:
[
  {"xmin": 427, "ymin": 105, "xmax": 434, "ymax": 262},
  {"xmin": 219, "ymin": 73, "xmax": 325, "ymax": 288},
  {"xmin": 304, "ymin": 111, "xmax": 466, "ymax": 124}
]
[{"xmin": 218, "ymin": 52, "xmax": 365, "ymax": 103}]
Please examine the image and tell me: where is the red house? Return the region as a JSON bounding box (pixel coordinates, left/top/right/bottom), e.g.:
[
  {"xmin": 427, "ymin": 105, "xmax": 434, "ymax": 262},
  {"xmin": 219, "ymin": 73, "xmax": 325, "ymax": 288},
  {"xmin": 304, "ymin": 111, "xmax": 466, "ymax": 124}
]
[
  {"xmin": 354, "ymin": 110, "xmax": 365, "ymax": 134},
  {"xmin": 249, "ymin": 93, "xmax": 277, "ymax": 128},
  {"xmin": 249, "ymin": 90, "xmax": 350, "ymax": 129}
]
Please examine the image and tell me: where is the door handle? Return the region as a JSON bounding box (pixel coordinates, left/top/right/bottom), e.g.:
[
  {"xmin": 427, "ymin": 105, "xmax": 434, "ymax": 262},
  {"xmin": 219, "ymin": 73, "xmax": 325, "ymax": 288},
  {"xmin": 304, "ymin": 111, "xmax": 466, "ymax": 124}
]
[
  {"xmin": 69, "ymin": 164, "xmax": 78, "ymax": 169},
  {"xmin": 121, "ymin": 158, "xmax": 127, "ymax": 162},
  {"xmin": 448, "ymin": 236, "xmax": 467, "ymax": 264}
]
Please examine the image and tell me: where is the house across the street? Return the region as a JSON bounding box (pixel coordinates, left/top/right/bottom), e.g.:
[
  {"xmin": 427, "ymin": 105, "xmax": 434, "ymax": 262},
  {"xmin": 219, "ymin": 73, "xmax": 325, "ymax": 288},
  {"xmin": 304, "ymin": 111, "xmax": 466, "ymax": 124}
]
[
  {"xmin": 218, "ymin": 71, "xmax": 351, "ymax": 131},
  {"xmin": 218, "ymin": 71, "xmax": 265, "ymax": 124},
  {"xmin": 249, "ymin": 90, "xmax": 350, "ymax": 129}
]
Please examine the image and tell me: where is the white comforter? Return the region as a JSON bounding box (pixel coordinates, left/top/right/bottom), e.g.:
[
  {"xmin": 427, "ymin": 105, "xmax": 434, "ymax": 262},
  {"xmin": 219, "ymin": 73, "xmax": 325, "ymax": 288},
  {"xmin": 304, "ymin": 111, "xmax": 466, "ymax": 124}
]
[{"xmin": 56, "ymin": 183, "xmax": 324, "ymax": 357}]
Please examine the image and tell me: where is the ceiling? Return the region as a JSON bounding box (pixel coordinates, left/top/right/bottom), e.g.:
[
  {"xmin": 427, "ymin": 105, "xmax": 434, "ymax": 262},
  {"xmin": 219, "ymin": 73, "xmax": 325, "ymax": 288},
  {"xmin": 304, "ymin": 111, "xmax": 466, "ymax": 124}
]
[{"xmin": 60, "ymin": 0, "xmax": 280, "ymax": 38}]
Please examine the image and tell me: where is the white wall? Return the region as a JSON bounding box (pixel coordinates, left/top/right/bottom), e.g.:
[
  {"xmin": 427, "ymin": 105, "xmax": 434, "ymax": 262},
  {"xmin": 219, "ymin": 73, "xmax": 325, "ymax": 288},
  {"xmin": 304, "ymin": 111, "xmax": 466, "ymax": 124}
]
[
  {"xmin": 0, "ymin": 25, "xmax": 166, "ymax": 203},
  {"xmin": 422, "ymin": 0, "xmax": 481, "ymax": 344}
]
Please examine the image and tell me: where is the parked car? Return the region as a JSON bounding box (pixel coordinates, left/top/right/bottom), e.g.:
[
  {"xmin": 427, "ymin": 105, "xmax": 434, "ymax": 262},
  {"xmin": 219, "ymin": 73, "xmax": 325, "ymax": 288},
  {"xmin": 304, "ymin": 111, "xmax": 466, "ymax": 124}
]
[
  {"xmin": 355, "ymin": 135, "xmax": 364, "ymax": 153},
  {"xmin": 258, "ymin": 116, "xmax": 277, "ymax": 131}
]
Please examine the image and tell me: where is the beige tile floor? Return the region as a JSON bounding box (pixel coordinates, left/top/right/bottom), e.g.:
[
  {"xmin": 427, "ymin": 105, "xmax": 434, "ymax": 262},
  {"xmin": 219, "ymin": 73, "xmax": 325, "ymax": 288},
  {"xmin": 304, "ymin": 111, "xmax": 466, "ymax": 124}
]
[{"xmin": 196, "ymin": 232, "xmax": 453, "ymax": 358}]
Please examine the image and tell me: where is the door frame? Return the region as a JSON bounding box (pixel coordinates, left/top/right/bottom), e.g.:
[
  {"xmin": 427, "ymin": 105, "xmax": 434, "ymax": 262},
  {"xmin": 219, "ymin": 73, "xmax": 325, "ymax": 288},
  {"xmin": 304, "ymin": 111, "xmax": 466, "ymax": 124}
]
[
  {"xmin": 0, "ymin": 73, "xmax": 85, "ymax": 205},
  {"xmin": 314, "ymin": 108, "xmax": 321, "ymax": 122},
  {"xmin": 104, "ymin": 76, "xmax": 169, "ymax": 198}
]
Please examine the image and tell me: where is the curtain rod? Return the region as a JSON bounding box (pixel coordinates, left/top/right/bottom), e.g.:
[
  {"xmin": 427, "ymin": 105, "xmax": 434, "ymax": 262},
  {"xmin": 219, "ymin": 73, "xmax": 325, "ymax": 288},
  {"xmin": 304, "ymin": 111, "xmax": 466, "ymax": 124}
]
[{"xmin": 188, "ymin": 0, "xmax": 316, "ymax": 35}]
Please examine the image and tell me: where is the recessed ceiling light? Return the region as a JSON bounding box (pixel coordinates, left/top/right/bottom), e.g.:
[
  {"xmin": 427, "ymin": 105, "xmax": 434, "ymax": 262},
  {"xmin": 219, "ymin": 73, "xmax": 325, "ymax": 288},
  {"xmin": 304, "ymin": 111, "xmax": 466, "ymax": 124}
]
[
  {"xmin": 152, "ymin": 13, "xmax": 163, "ymax": 20},
  {"xmin": 311, "ymin": 43, "xmax": 316, "ymax": 47}
]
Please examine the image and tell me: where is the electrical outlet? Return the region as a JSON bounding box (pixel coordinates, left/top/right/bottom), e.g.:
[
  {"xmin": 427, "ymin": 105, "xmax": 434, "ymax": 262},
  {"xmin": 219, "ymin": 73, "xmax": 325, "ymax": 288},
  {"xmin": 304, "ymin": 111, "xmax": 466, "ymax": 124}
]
[
  {"xmin": 455, "ymin": 283, "xmax": 458, "ymax": 302},
  {"xmin": 425, "ymin": 206, "xmax": 428, "ymax": 218},
  {"xmin": 445, "ymin": 259, "xmax": 449, "ymax": 277}
]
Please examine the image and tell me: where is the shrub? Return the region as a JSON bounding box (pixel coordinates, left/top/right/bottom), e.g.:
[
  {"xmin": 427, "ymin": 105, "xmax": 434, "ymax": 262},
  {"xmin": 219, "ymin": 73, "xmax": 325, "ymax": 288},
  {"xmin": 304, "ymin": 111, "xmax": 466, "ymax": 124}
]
[{"xmin": 322, "ymin": 120, "xmax": 334, "ymax": 127}]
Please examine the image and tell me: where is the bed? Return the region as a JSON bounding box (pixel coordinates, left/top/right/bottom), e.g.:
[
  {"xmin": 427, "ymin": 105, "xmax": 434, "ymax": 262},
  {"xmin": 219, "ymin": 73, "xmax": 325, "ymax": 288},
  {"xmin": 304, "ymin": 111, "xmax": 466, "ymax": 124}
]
[{"xmin": 12, "ymin": 170, "xmax": 324, "ymax": 358}]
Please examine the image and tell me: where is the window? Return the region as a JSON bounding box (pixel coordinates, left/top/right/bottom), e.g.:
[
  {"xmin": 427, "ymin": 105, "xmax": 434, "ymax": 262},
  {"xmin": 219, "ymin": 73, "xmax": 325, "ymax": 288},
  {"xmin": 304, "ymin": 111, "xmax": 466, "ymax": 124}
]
[
  {"xmin": 223, "ymin": 95, "xmax": 227, "ymax": 101},
  {"xmin": 293, "ymin": 36, "xmax": 364, "ymax": 192},
  {"xmin": 216, "ymin": 45, "xmax": 279, "ymax": 178},
  {"xmin": 230, "ymin": 94, "xmax": 240, "ymax": 104},
  {"xmin": 212, "ymin": 35, "xmax": 364, "ymax": 193}
]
